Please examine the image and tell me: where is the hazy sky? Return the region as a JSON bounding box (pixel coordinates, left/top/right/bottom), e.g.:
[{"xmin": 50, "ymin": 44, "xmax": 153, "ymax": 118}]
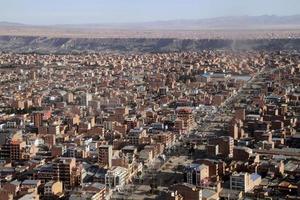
[{"xmin": 1, "ymin": 0, "xmax": 299, "ymax": 25}]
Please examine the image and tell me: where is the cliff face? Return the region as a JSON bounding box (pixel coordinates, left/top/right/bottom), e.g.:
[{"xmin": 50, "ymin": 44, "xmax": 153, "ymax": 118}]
[{"xmin": 0, "ymin": 36, "xmax": 300, "ymax": 53}]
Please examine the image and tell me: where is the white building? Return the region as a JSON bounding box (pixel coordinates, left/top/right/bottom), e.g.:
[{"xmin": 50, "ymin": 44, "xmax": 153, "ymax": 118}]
[
  {"xmin": 230, "ymin": 172, "xmax": 261, "ymax": 192},
  {"xmin": 105, "ymin": 166, "xmax": 127, "ymax": 189},
  {"xmin": 82, "ymin": 93, "xmax": 92, "ymax": 107}
]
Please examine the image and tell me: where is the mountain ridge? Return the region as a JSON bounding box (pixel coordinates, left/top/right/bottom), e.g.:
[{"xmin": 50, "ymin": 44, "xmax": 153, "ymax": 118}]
[{"xmin": 1, "ymin": 15, "xmax": 300, "ymax": 29}]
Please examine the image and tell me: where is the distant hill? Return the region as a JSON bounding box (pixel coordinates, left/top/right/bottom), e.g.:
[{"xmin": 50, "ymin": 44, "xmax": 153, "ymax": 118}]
[
  {"xmin": 0, "ymin": 21, "xmax": 25, "ymax": 27},
  {"xmin": 180, "ymin": 15, "xmax": 300, "ymax": 29},
  {"xmin": 114, "ymin": 15, "xmax": 300, "ymax": 30},
  {"xmin": 1, "ymin": 15, "xmax": 300, "ymax": 30}
]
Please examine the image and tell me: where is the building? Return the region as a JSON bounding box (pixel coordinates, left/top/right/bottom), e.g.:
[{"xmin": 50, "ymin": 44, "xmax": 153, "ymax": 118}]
[
  {"xmin": 82, "ymin": 93, "xmax": 92, "ymax": 107},
  {"xmin": 230, "ymin": 172, "xmax": 261, "ymax": 192},
  {"xmin": 105, "ymin": 166, "xmax": 127, "ymax": 189},
  {"xmin": 82, "ymin": 183, "xmax": 106, "ymax": 200},
  {"xmin": 66, "ymin": 92, "xmax": 74, "ymax": 104},
  {"xmin": 0, "ymin": 189, "xmax": 13, "ymax": 200},
  {"xmin": 18, "ymin": 192, "xmax": 39, "ymax": 200},
  {"xmin": 32, "ymin": 111, "xmax": 44, "ymax": 128},
  {"xmin": 126, "ymin": 128, "xmax": 147, "ymax": 145},
  {"xmin": 20, "ymin": 179, "xmax": 41, "ymax": 194},
  {"xmin": 171, "ymin": 183, "xmax": 202, "ymax": 200},
  {"xmin": 69, "ymin": 183, "xmax": 106, "ymax": 200},
  {"xmin": 53, "ymin": 157, "xmax": 76, "ymax": 189},
  {"xmin": 212, "ymin": 95, "xmax": 224, "ymax": 106},
  {"xmin": 48, "ymin": 124, "xmax": 60, "ymax": 135},
  {"xmin": 33, "ymin": 164, "xmax": 55, "ymax": 185},
  {"xmin": 209, "ymin": 136, "xmax": 234, "ymax": 158},
  {"xmin": 152, "ymin": 132, "xmax": 175, "ymax": 148},
  {"xmin": 121, "ymin": 145, "xmax": 137, "ymax": 163},
  {"xmin": 0, "ymin": 140, "xmax": 26, "ymax": 161},
  {"xmin": 233, "ymin": 146, "xmax": 253, "ymax": 161},
  {"xmin": 229, "ymin": 121, "xmax": 239, "ymax": 139},
  {"xmin": 176, "ymin": 107, "xmax": 195, "ymax": 132},
  {"xmin": 206, "ymin": 144, "xmax": 219, "ymax": 157},
  {"xmin": 184, "ymin": 164, "xmax": 209, "ymax": 187},
  {"xmin": 98, "ymin": 145, "xmax": 112, "ymax": 168},
  {"xmin": 139, "ymin": 149, "xmax": 153, "ymax": 163},
  {"xmin": 44, "ymin": 181, "xmax": 63, "ymax": 197},
  {"xmin": 235, "ymin": 108, "xmax": 246, "ymax": 121},
  {"xmin": 1, "ymin": 180, "xmax": 20, "ymax": 198}
]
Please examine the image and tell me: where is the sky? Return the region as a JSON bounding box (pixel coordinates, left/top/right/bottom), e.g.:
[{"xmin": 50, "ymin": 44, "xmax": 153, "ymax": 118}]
[{"xmin": 0, "ymin": 0, "xmax": 300, "ymax": 25}]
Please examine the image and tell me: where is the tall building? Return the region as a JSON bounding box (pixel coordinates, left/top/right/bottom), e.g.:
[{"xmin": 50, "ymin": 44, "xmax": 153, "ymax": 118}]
[
  {"xmin": 32, "ymin": 111, "xmax": 44, "ymax": 128},
  {"xmin": 229, "ymin": 121, "xmax": 239, "ymax": 139},
  {"xmin": 66, "ymin": 92, "xmax": 74, "ymax": 104},
  {"xmin": 30, "ymin": 71, "xmax": 36, "ymax": 80},
  {"xmin": 176, "ymin": 107, "xmax": 195, "ymax": 132},
  {"xmin": 0, "ymin": 140, "xmax": 26, "ymax": 161},
  {"xmin": 32, "ymin": 96, "xmax": 42, "ymax": 107},
  {"xmin": 98, "ymin": 145, "xmax": 113, "ymax": 168},
  {"xmin": 53, "ymin": 157, "xmax": 76, "ymax": 189},
  {"xmin": 82, "ymin": 93, "xmax": 92, "ymax": 107},
  {"xmin": 184, "ymin": 164, "xmax": 209, "ymax": 187},
  {"xmin": 209, "ymin": 136, "xmax": 234, "ymax": 158}
]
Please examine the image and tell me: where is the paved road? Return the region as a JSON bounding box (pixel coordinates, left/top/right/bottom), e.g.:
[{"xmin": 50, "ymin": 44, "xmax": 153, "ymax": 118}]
[{"xmin": 195, "ymin": 66, "xmax": 268, "ymax": 136}]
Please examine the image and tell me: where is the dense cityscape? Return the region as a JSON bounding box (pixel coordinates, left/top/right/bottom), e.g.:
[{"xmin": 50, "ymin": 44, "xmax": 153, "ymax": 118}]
[{"xmin": 0, "ymin": 50, "xmax": 298, "ymax": 200}]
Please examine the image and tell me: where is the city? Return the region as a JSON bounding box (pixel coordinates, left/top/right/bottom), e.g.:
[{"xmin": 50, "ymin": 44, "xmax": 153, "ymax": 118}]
[{"xmin": 0, "ymin": 50, "xmax": 299, "ymax": 199}]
